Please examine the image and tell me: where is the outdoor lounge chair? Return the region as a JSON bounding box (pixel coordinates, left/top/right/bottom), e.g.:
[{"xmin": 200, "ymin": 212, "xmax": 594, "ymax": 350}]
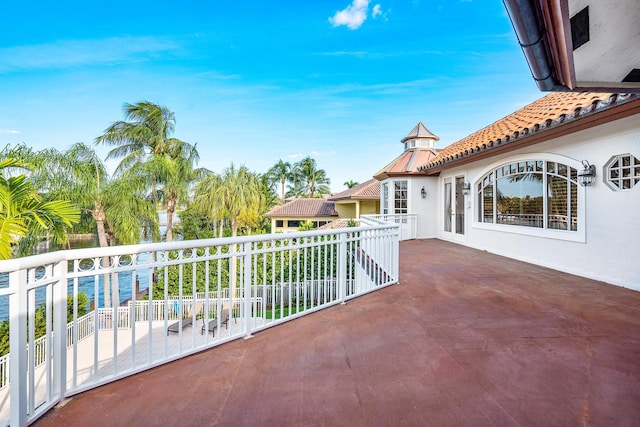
[
  {"xmin": 167, "ymin": 302, "xmax": 203, "ymax": 335},
  {"xmin": 201, "ymin": 308, "xmax": 235, "ymax": 337}
]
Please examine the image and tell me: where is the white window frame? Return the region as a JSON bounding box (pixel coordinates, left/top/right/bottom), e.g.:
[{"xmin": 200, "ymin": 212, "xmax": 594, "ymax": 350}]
[
  {"xmin": 603, "ymin": 153, "xmax": 640, "ymax": 191},
  {"xmin": 381, "ymin": 182, "xmax": 389, "ymax": 214},
  {"xmin": 394, "ymin": 180, "xmax": 408, "ymax": 214},
  {"xmin": 472, "ymin": 153, "xmax": 586, "ymax": 243}
]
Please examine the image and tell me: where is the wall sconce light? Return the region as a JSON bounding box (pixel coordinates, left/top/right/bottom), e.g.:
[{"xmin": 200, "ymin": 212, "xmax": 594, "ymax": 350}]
[
  {"xmin": 462, "ymin": 181, "xmax": 471, "ymax": 196},
  {"xmin": 420, "ymin": 186, "xmax": 427, "ymax": 198},
  {"xmin": 578, "ymin": 160, "xmax": 596, "ymax": 187}
]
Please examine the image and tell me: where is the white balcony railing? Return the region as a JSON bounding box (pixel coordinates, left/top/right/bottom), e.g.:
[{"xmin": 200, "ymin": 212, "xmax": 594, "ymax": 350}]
[
  {"xmin": 0, "ymin": 222, "xmax": 399, "ymax": 426},
  {"xmin": 361, "ymin": 214, "xmax": 417, "ymax": 241}
]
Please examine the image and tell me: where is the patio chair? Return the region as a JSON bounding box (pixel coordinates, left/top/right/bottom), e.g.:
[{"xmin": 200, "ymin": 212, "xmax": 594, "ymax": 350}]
[
  {"xmin": 167, "ymin": 302, "xmax": 203, "ymax": 335},
  {"xmin": 201, "ymin": 308, "xmax": 233, "ymax": 337}
]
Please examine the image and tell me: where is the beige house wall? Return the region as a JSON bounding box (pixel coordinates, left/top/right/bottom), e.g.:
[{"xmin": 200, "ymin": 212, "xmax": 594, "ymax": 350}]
[
  {"xmin": 334, "ymin": 200, "xmax": 380, "ymax": 219},
  {"xmin": 270, "ymin": 216, "xmax": 337, "ymax": 233}
]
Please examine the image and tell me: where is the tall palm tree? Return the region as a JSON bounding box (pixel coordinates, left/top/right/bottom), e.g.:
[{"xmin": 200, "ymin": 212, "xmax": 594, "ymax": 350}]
[
  {"xmin": 193, "ymin": 164, "xmax": 263, "ymax": 296},
  {"xmin": 292, "ymin": 157, "xmax": 331, "ymax": 198},
  {"xmin": 95, "ymin": 101, "xmax": 200, "ymax": 241},
  {"xmin": 139, "ymin": 151, "xmax": 205, "ymax": 241},
  {"xmin": 344, "ymin": 180, "xmax": 359, "ymax": 189},
  {"xmin": 267, "ymin": 159, "xmax": 292, "ymax": 201},
  {"xmin": 35, "ymin": 143, "xmax": 158, "ymax": 307},
  {"xmin": 0, "ymin": 159, "xmax": 79, "ymax": 260}
]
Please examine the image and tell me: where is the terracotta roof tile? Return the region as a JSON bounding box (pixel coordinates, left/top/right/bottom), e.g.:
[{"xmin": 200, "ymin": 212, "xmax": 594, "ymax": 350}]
[
  {"xmin": 318, "ymin": 219, "xmax": 360, "ymax": 230},
  {"xmin": 329, "ymin": 179, "xmax": 380, "ymax": 201},
  {"xmin": 265, "ymin": 198, "xmax": 338, "ymax": 218},
  {"xmin": 420, "ymin": 92, "xmax": 637, "ymax": 171},
  {"xmin": 374, "ymin": 148, "xmax": 438, "ymax": 179}
]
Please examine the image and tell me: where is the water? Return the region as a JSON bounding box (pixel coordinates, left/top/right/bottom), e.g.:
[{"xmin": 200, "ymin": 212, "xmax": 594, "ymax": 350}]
[
  {"xmin": 0, "ymin": 223, "xmax": 169, "ymax": 321},
  {"xmin": 0, "ymin": 243, "xmax": 153, "ymax": 322}
]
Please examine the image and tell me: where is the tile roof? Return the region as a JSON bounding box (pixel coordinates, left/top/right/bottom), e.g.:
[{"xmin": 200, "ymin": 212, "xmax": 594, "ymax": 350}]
[
  {"xmin": 329, "ymin": 179, "xmax": 380, "ymax": 201},
  {"xmin": 401, "ymin": 121, "xmax": 440, "ymax": 143},
  {"xmin": 419, "ymin": 92, "xmax": 638, "ymax": 171},
  {"xmin": 374, "ymin": 148, "xmax": 439, "ymax": 179},
  {"xmin": 265, "ymin": 198, "xmax": 338, "ymax": 218},
  {"xmin": 317, "ymin": 219, "xmax": 360, "ymax": 230}
]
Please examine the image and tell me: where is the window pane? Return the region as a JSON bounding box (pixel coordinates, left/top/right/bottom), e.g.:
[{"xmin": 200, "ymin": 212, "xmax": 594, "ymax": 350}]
[
  {"xmin": 547, "ymin": 162, "xmax": 555, "ymax": 174},
  {"xmin": 570, "ymin": 167, "xmax": 577, "ymax": 182},
  {"xmin": 483, "ymin": 184, "xmax": 494, "ymax": 223},
  {"xmin": 382, "ymin": 183, "xmax": 388, "ymax": 214},
  {"xmin": 558, "ymin": 164, "xmax": 567, "ymax": 177},
  {"xmin": 496, "ymin": 173, "xmax": 543, "ymax": 228},
  {"xmin": 570, "ymin": 182, "xmax": 577, "ymax": 231},
  {"xmin": 548, "ymin": 175, "xmax": 568, "ymax": 230},
  {"xmin": 394, "ymin": 181, "xmax": 408, "ymax": 214}
]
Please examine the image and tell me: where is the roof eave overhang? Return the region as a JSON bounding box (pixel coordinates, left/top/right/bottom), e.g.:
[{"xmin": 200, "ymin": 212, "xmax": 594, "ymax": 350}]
[
  {"xmin": 332, "ymin": 196, "xmax": 379, "ymax": 202},
  {"xmin": 420, "ymin": 96, "xmax": 640, "ymax": 174},
  {"xmin": 504, "ymin": 0, "xmax": 640, "ymax": 93},
  {"xmin": 374, "ymin": 171, "xmax": 436, "ymax": 179}
]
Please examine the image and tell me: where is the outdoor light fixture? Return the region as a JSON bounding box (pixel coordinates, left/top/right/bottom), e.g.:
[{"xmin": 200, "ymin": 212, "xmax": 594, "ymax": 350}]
[
  {"xmin": 462, "ymin": 181, "xmax": 471, "ymax": 196},
  {"xmin": 421, "ymin": 186, "xmax": 427, "ymax": 198},
  {"xmin": 578, "ymin": 160, "xmax": 596, "ymax": 187}
]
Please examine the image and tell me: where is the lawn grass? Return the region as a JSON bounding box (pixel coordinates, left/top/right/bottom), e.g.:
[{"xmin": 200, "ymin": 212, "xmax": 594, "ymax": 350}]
[{"xmin": 264, "ymin": 303, "xmax": 315, "ymax": 319}]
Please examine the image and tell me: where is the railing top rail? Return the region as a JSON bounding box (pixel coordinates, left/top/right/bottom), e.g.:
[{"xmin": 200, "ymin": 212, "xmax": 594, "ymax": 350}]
[{"xmin": 0, "ymin": 221, "xmax": 399, "ymax": 272}]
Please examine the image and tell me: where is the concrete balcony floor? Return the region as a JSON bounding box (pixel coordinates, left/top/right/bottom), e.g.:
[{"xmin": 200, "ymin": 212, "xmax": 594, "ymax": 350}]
[{"xmin": 35, "ymin": 239, "xmax": 640, "ymax": 426}]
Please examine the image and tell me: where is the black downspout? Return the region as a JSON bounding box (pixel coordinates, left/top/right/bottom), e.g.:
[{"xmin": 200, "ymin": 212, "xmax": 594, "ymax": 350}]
[{"xmin": 503, "ymin": 0, "xmax": 560, "ymax": 91}]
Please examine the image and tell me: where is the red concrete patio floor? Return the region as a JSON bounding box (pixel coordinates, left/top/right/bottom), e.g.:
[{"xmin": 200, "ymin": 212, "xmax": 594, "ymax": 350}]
[{"xmin": 36, "ymin": 239, "xmax": 640, "ymax": 426}]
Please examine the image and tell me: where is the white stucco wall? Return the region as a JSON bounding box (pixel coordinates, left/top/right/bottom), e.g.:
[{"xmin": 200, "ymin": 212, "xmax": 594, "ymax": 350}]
[
  {"xmin": 570, "ymin": 0, "xmax": 640, "ymax": 86},
  {"xmin": 409, "ymin": 176, "xmax": 439, "ymax": 239},
  {"xmin": 428, "ymin": 114, "xmax": 640, "ymax": 290}
]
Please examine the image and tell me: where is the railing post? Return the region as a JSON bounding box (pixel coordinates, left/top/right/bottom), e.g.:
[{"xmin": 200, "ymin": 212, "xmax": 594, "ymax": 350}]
[
  {"xmin": 243, "ymin": 243, "xmax": 253, "ymax": 339},
  {"xmin": 9, "ymin": 268, "xmax": 27, "ymax": 426},
  {"xmin": 338, "ymin": 232, "xmax": 347, "ymax": 304},
  {"xmin": 53, "ymin": 259, "xmax": 68, "ymax": 403}
]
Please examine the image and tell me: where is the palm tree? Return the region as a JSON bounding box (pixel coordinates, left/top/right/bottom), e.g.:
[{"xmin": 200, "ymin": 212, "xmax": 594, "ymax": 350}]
[
  {"xmin": 139, "ymin": 151, "xmax": 206, "ymax": 241},
  {"xmin": 267, "ymin": 159, "xmax": 292, "ymax": 201},
  {"xmin": 96, "ymin": 101, "xmax": 200, "ymax": 241},
  {"xmin": 344, "ymin": 180, "xmax": 359, "ymax": 189},
  {"xmin": 0, "ymin": 159, "xmax": 79, "ymax": 260},
  {"xmin": 292, "ymin": 157, "xmax": 331, "ymax": 198},
  {"xmin": 35, "ymin": 143, "xmax": 158, "ymax": 307},
  {"xmin": 193, "ymin": 164, "xmax": 263, "ymax": 296}
]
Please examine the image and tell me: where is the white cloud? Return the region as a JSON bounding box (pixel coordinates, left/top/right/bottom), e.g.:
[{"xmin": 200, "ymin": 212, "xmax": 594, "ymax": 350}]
[
  {"xmin": 372, "ymin": 4, "xmax": 382, "ymax": 18},
  {"xmin": 329, "ymin": 0, "xmax": 370, "ymax": 30},
  {"xmin": 0, "ymin": 129, "xmax": 20, "ymax": 134},
  {"xmin": 287, "ymin": 153, "xmax": 304, "ymax": 160}
]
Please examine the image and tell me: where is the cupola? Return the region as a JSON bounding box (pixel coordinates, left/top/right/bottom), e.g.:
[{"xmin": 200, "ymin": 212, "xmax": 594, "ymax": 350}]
[{"xmin": 401, "ymin": 122, "xmax": 439, "ymax": 151}]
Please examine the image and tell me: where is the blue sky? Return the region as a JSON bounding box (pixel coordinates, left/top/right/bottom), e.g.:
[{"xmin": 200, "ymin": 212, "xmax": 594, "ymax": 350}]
[{"xmin": 0, "ymin": 0, "xmax": 543, "ymax": 192}]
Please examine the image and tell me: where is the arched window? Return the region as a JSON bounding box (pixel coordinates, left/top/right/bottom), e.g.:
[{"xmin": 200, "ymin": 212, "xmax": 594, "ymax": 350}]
[{"xmin": 477, "ymin": 160, "xmax": 578, "ymax": 231}]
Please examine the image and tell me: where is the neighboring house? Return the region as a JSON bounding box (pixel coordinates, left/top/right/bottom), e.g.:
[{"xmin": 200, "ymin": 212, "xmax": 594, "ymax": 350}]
[
  {"xmin": 376, "ymin": 91, "xmax": 640, "ymax": 290},
  {"xmin": 328, "ymin": 179, "xmax": 380, "ymax": 219},
  {"xmin": 265, "ymin": 198, "xmax": 338, "ymax": 233},
  {"xmin": 504, "ymin": 0, "xmax": 640, "ymax": 92}
]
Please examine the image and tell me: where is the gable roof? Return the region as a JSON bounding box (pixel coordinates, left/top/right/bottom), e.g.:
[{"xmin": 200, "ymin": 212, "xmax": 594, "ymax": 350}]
[
  {"xmin": 264, "ymin": 198, "xmax": 338, "ymax": 218},
  {"xmin": 401, "ymin": 122, "xmax": 440, "ymax": 143},
  {"xmin": 329, "ymin": 179, "xmax": 380, "ymax": 201},
  {"xmin": 419, "ymin": 92, "xmax": 640, "ymax": 172}
]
